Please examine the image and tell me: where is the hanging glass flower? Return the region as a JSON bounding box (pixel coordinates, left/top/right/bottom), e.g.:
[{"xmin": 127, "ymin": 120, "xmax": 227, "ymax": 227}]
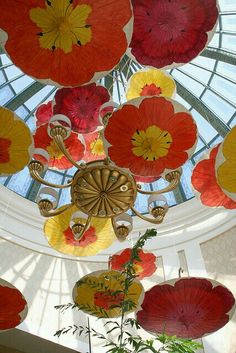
[
  {"xmin": 136, "ymin": 277, "xmax": 235, "ymax": 339},
  {"xmin": 73, "ymin": 270, "xmax": 143, "ymax": 318},
  {"xmin": 103, "ymin": 96, "xmax": 197, "ymax": 178},
  {"xmin": 109, "ymin": 248, "xmax": 157, "ymax": 280},
  {"xmin": 0, "ymin": 0, "xmax": 133, "ymax": 86},
  {"xmin": 35, "ymin": 101, "xmax": 53, "ymax": 127},
  {"xmin": 53, "ymin": 84, "xmax": 110, "ymax": 134},
  {"xmin": 134, "ymin": 175, "xmax": 159, "ymax": 184},
  {"xmin": 83, "ymin": 131, "xmax": 106, "ymax": 162},
  {"xmin": 33, "ymin": 124, "xmax": 85, "ymax": 170},
  {"xmin": 0, "ymin": 106, "xmax": 33, "ymax": 176},
  {"xmin": 191, "ymin": 145, "xmax": 236, "ymax": 209},
  {"xmin": 215, "ymin": 126, "xmax": 236, "ymax": 201},
  {"xmin": 126, "ymin": 69, "xmax": 176, "ymax": 100},
  {"xmin": 0, "ymin": 278, "xmax": 28, "ymax": 331},
  {"xmin": 44, "ymin": 205, "xmax": 115, "ymax": 256},
  {"xmin": 129, "ymin": 0, "xmax": 218, "ymax": 69}
]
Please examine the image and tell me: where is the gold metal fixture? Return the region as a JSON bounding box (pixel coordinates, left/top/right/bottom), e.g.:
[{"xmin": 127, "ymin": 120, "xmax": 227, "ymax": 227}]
[{"xmin": 29, "ymin": 119, "xmax": 181, "ymax": 241}]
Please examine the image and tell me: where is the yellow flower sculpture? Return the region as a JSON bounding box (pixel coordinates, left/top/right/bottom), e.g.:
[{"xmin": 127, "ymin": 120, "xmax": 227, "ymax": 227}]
[
  {"xmin": 0, "ymin": 107, "xmax": 33, "ymax": 176},
  {"xmin": 216, "ymin": 126, "xmax": 236, "ymax": 200},
  {"xmin": 126, "ymin": 69, "xmax": 176, "ymax": 100},
  {"xmin": 73, "ymin": 270, "xmax": 143, "ymax": 318},
  {"xmin": 44, "ymin": 205, "xmax": 115, "ymax": 257}
]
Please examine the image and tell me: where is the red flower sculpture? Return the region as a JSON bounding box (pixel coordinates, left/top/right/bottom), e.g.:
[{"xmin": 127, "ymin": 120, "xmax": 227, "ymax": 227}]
[
  {"xmin": 103, "ymin": 96, "xmax": 197, "ymax": 178},
  {"xmin": 130, "ymin": 0, "xmax": 218, "ymax": 68},
  {"xmin": 191, "ymin": 145, "xmax": 236, "ymax": 209},
  {"xmin": 53, "ymin": 84, "xmax": 110, "ymax": 134},
  {"xmin": 83, "ymin": 131, "xmax": 106, "ymax": 162},
  {"xmin": 134, "ymin": 175, "xmax": 159, "ymax": 184},
  {"xmin": 137, "ymin": 278, "xmax": 235, "ymax": 339},
  {"xmin": 110, "ymin": 248, "xmax": 156, "ymax": 280},
  {"xmin": 35, "ymin": 101, "xmax": 53, "ymax": 127},
  {"xmin": 33, "ymin": 124, "xmax": 85, "ymax": 170},
  {"xmin": 0, "ymin": 279, "xmax": 28, "ymax": 331}
]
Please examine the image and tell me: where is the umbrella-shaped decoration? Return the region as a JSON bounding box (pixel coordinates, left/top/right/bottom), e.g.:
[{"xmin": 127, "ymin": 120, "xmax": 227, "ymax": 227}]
[
  {"xmin": 0, "ymin": 278, "xmax": 28, "ymax": 331},
  {"xmin": 53, "ymin": 84, "xmax": 110, "ymax": 134},
  {"xmin": 109, "ymin": 248, "xmax": 157, "ymax": 280},
  {"xmin": 73, "ymin": 270, "xmax": 143, "ymax": 318},
  {"xmin": 0, "ymin": 106, "xmax": 33, "ymax": 176},
  {"xmin": 126, "ymin": 69, "xmax": 176, "ymax": 100},
  {"xmin": 103, "ymin": 96, "xmax": 197, "ymax": 178},
  {"xmin": 136, "ymin": 277, "xmax": 235, "ymax": 339},
  {"xmin": 35, "ymin": 101, "xmax": 53, "ymax": 127},
  {"xmin": 191, "ymin": 145, "xmax": 236, "ymax": 209},
  {"xmin": 129, "ymin": 0, "xmax": 218, "ymax": 69},
  {"xmin": 0, "ymin": 0, "xmax": 133, "ymax": 87},
  {"xmin": 44, "ymin": 205, "xmax": 115, "ymax": 256},
  {"xmin": 83, "ymin": 131, "xmax": 106, "ymax": 162},
  {"xmin": 215, "ymin": 126, "xmax": 236, "ymax": 201},
  {"xmin": 33, "ymin": 124, "xmax": 85, "ymax": 170}
]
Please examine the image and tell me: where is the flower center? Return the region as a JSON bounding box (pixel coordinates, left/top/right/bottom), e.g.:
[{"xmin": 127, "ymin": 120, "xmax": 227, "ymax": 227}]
[
  {"xmin": 46, "ymin": 140, "xmax": 64, "ymax": 159},
  {"xmin": 94, "ymin": 290, "xmax": 125, "ymax": 310},
  {"xmin": 133, "ymin": 263, "xmax": 143, "ymax": 274},
  {"xmin": 30, "ymin": 0, "xmax": 92, "ymax": 53},
  {"xmin": 141, "ymin": 83, "xmax": 162, "ymax": 97},
  {"xmin": 90, "ymin": 138, "xmax": 104, "ymax": 156},
  {"xmin": 131, "ymin": 125, "xmax": 172, "ymax": 161},
  {"xmin": 0, "ymin": 138, "xmax": 11, "ymax": 163}
]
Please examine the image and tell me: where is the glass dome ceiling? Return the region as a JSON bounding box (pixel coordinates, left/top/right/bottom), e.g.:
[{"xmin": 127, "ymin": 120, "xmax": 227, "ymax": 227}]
[{"xmin": 0, "ymin": 0, "xmax": 236, "ymax": 215}]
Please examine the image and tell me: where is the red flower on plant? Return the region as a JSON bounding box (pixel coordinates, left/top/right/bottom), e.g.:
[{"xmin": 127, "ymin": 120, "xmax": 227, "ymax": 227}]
[
  {"xmin": 137, "ymin": 277, "xmax": 235, "ymax": 339},
  {"xmin": 0, "ymin": 0, "xmax": 133, "ymax": 86},
  {"xmin": 191, "ymin": 145, "xmax": 236, "ymax": 209},
  {"xmin": 130, "ymin": 0, "xmax": 218, "ymax": 68},
  {"xmin": 110, "ymin": 248, "xmax": 156, "ymax": 280},
  {"xmin": 0, "ymin": 282, "xmax": 27, "ymax": 331},
  {"xmin": 53, "ymin": 84, "xmax": 110, "ymax": 134},
  {"xmin": 33, "ymin": 124, "xmax": 85, "ymax": 170},
  {"xmin": 35, "ymin": 101, "xmax": 53, "ymax": 127},
  {"xmin": 103, "ymin": 96, "xmax": 197, "ymax": 177},
  {"xmin": 94, "ymin": 290, "xmax": 125, "ymax": 310}
]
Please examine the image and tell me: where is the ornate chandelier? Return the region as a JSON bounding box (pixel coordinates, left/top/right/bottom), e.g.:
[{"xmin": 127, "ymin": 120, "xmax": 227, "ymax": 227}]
[{"xmin": 28, "ymin": 112, "xmax": 181, "ymax": 242}]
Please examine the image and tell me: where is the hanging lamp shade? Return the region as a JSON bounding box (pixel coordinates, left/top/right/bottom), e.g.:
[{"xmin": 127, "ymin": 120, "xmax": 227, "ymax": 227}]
[
  {"xmin": 103, "ymin": 96, "xmax": 197, "ymax": 178},
  {"xmin": 35, "ymin": 101, "xmax": 53, "ymax": 127},
  {"xmin": 126, "ymin": 69, "xmax": 176, "ymax": 100},
  {"xmin": 191, "ymin": 145, "xmax": 236, "ymax": 209},
  {"xmin": 44, "ymin": 205, "xmax": 115, "ymax": 257},
  {"xmin": 215, "ymin": 126, "xmax": 236, "ymax": 201},
  {"xmin": 0, "ymin": 106, "xmax": 34, "ymax": 176},
  {"xmin": 129, "ymin": 0, "xmax": 218, "ymax": 69},
  {"xmin": 72, "ymin": 270, "xmax": 144, "ymax": 318},
  {"xmin": 83, "ymin": 131, "xmax": 106, "ymax": 162},
  {"xmin": 0, "ymin": 0, "xmax": 133, "ymax": 87},
  {"xmin": 33, "ymin": 124, "xmax": 85, "ymax": 170},
  {"xmin": 136, "ymin": 277, "xmax": 235, "ymax": 339},
  {"xmin": 109, "ymin": 248, "xmax": 157, "ymax": 280},
  {"xmin": 0, "ymin": 278, "xmax": 28, "ymax": 332},
  {"xmin": 53, "ymin": 84, "xmax": 110, "ymax": 134}
]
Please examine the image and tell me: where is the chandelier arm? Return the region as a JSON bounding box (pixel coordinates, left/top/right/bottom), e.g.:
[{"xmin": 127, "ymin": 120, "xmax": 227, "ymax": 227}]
[
  {"xmin": 137, "ymin": 173, "xmax": 181, "ymax": 195},
  {"xmin": 30, "ymin": 170, "xmax": 72, "ymax": 189},
  {"xmin": 131, "ymin": 206, "xmax": 164, "ymax": 224},
  {"xmin": 53, "ymin": 134, "xmax": 84, "ymax": 170},
  {"xmin": 38, "ymin": 204, "xmax": 72, "ymax": 217}
]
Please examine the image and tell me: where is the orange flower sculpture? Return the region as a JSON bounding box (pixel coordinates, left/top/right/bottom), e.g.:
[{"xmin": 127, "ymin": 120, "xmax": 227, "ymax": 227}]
[
  {"xmin": 0, "ymin": 0, "xmax": 133, "ymax": 86},
  {"xmin": 103, "ymin": 96, "xmax": 197, "ymax": 178},
  {"xmin": 0, "ymin": 106, "xmax": 33, "ymax": 176},
  {"xmin": 0, "ymin": 279, "xmax": 28, "ymax": 332},
  {"xmin": 33, "ymin": 124, "xmax": 85, "ymax": 170},
  {"xmin": 215, "ymin": 126, "xmax": 236, "ymax": 201},
  {"xmin": 72, "ymin": 270, "xmax": 143, "ymax": 318},
  {"xmin": 83, "ymin": 131, "xmax": 106, "ymax": 162},
  {"xmin": 191, "ymin": 145, "xmax": 236, "ymax": 209},
  {"xmin": 109, "ymin": 248, "xmax": 157, "ymax": 280},
  {"xmin": 44, "ymin": 205, "xmax": 115, "ymax": 257}
]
